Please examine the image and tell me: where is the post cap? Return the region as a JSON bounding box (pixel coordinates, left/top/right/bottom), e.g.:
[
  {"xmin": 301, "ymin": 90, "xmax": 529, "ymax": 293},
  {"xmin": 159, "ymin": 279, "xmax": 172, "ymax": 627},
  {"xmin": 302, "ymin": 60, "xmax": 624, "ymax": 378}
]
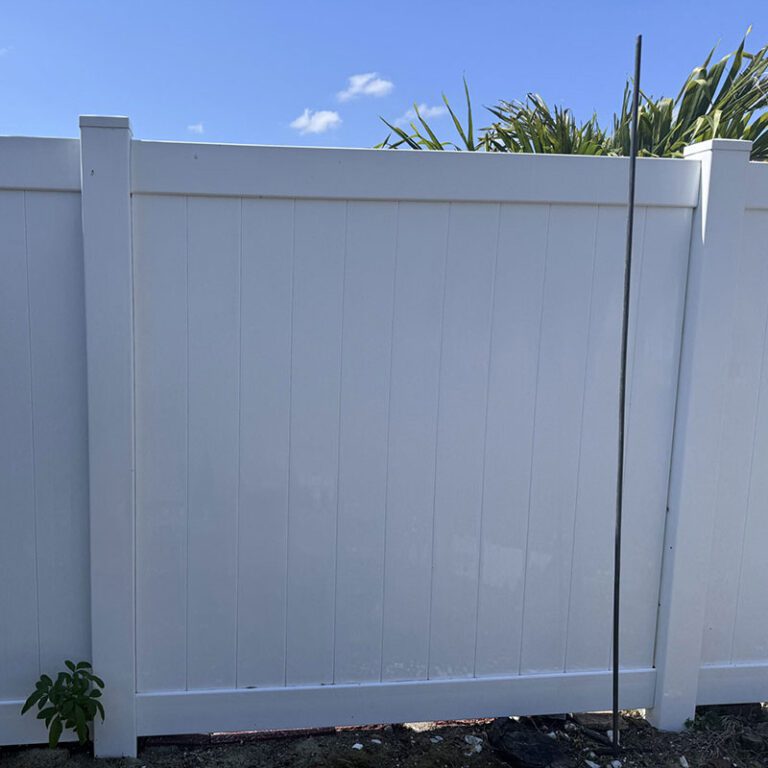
[
  {"xmin": 79, "ymin": 115, "xmax": 131, "ymax": 130},
  {"xmin": 683, "ymin": 139, "xmax": 752, "ymax": 158}
]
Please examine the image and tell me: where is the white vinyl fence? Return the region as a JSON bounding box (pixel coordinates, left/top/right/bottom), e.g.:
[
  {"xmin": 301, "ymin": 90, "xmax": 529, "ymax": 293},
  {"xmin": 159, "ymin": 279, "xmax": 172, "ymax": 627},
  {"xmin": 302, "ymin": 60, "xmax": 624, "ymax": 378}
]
[
  {"xmin": 0, "ymin": 118, "xmax": 767, "ymax": 757},
  {"xmin": 0, "ymin": 138, "xmax": 90, "ymax": 745}
]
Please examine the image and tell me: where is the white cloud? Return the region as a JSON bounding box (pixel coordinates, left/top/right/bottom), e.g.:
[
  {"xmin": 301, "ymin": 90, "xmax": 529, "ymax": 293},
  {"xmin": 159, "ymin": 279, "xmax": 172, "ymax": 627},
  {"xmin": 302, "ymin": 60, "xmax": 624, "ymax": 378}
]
[
  {"xmin": 337, "ymin": 72, "xmax": 394, "ymax": 102},
  {"xmin": 0, "ymin": 47, "xmax": 12, "ymax": 57},
  {"xmin": 187, "ymin": 122, "xmax": 204, "ymax": 134},
  {"xmin": 395, "ymin": 103, "xmax": 448, "ymax": 126},
  {"xmin": 290, "ymin": 108, "xmax": 342, "ymax": 135}
]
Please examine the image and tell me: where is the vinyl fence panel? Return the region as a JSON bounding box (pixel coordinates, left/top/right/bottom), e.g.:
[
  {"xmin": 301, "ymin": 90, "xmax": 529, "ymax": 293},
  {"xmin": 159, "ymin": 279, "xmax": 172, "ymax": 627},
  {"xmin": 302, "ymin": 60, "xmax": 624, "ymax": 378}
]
[
  {"xmin": 3, "ymin": 122, "xmax": 768, "ymax": 757},
  {"xmin": 0, "ymin": 140, "xmax": 89, "ymax": 745},
  {"xmin": 125, "ymin": 140, "xmax": 695, "ymax": 749}
]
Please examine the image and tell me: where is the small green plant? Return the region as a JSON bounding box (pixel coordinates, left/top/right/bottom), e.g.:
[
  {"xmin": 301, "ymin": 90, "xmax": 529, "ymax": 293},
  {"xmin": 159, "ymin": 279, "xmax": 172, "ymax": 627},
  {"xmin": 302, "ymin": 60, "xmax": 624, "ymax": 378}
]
[{"xmin": 21, "ymin": 661, "xmax": 105, "ymax": 748}]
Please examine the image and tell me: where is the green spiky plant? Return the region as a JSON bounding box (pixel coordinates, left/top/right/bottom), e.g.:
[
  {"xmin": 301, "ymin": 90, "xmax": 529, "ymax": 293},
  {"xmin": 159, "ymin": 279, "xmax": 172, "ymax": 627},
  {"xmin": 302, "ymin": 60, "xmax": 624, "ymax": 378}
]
[
  {"xmin": 609, "ymin": 33, "xmax": 768, "ymax": 157},
  {"xmin": 379, "ymin": 78, "xmax": 477, "ymax": 150},
  {"xmin": 378, "ymin": 32, "xmax": 768, "ymax": 160},
  {"xmin": 485, "ymin": 95, "xmax": 609, "ymax": 155}
]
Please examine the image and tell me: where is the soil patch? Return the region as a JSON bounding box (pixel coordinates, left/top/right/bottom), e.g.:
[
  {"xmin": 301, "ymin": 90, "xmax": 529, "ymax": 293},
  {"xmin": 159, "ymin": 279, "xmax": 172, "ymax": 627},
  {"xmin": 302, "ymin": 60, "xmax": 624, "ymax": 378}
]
[{"xmin": 3, "ymin": 708, "xmax": 767, "ymax": 768}]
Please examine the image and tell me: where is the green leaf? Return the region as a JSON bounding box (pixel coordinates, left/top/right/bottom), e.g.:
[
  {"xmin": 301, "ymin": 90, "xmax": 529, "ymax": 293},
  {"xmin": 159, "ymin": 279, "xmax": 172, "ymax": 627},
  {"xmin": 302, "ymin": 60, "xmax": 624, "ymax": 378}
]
[
  {"xmin": 463, "ymin": 77, "xmax": 475, "ymax": 151},
  {"xmin": 74, "ymin": 705, "xmax": 87, "ymax": 734},
  {"xmin": 37, "ymin": 706, "xmax": 56, "ymax": 723},
  {"xmin": 380, "ymin": 118, "xmax": 422, "ymax": 150},
  {"xmin": 76, "ymin": 721, "xmax": 88, "ymax": 745},
  {"xmin": 49, "ymin": 716, "xmax": 63, "ymax": 749},
  {"xmin": 442, "ymin": 92, "xmax": 470, "ymax": 150},
  {"xmin": 55, "ymin": 672, "xmax": 70, "ymax": 688},
  {"xmin": 21, "ymin": 689, "xmax": 44, "ymax": 715},
  {"xmin": 414, "ymin": 104, "xmax": 444, "ymax": 149}
]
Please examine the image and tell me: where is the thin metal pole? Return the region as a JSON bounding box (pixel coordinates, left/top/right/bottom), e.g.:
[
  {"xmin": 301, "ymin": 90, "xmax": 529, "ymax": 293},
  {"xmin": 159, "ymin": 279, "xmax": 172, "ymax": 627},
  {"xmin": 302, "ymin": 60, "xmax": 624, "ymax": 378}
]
[{"xmin": 613, "ymin": 34, "xmax": 642, "ymax": 758}]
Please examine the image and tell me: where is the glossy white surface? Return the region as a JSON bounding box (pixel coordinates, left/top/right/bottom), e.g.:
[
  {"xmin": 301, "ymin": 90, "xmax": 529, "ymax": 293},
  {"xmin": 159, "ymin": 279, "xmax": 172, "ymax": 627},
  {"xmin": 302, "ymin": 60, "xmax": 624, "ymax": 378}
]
[
  {"xmin": 700, "ymin": 163, "xmax": 768, "ymax": 675},
  {"xmin": 135, "ymin": 669, "xmax": 656, "ymax": 736},
  {"xmin": 131, "ymin": 140, "xmax": 701, "ymax": 207},
  {"xmin": 131, "ymin": 190, "xmax": 690, "ymax": 692},
  {"xmin": 0, "ymin": 189, "xmax": 89, "ymax": 719},
  {"xmin": 4, "ymin": 129, "xmax": 768, "ymax": 752},
  {"xmin": 80, "ymin": 119, "xmax": 137, "ymax": 756},
  {"xmin": 650, "ymin": 139, "xmax": 752, "ymax": 730}
]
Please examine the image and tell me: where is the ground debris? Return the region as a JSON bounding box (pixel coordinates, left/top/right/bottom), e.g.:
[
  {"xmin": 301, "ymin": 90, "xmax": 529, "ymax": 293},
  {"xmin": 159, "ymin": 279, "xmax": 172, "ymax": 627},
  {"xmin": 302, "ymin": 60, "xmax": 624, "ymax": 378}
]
[
  {"xmin": 464, "ymin": 734, "xmax": 484, "ymax": 755},
  {"xmin": 3, "ymin": 706, "xmax": 768, "ymax": 768},
  {"xmin": 571, "ymin": 713, "xmax": 626, "ymax": 732},
  {"xmin": 488, "ymin": 718, "xmax": 572, "ymax": 767}
]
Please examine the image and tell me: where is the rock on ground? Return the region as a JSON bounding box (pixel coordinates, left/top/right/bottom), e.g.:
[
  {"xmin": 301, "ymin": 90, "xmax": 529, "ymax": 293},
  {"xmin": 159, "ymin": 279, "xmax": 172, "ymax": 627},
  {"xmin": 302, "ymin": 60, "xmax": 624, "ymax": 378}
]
[{"xmin": 488, "ymin": 719, "xmax": 571, "ymax": 768}]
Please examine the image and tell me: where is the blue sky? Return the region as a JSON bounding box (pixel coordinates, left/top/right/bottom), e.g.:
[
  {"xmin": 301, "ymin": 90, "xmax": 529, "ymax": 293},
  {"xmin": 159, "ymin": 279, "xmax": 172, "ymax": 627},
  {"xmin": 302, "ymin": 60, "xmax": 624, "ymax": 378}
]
[{"xmin": 1, "ymin": 1, "xmax": 766, "ymax": 147}]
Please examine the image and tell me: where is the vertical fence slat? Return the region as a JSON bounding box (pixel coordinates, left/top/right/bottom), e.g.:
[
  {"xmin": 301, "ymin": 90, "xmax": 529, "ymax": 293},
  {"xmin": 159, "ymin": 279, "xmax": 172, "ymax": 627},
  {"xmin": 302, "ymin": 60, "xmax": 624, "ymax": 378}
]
[
  {"xmin": 563, "ymin": 205, "xmax": 625, "ymax": 673},
  {"xmin": 0, "ymin": 191, "xmax": 40, "ymax": 700},
  {"xmin": 186, "ymin": 197, "xmax": 241, "ymax": 690},
  {"xmin": 237, "ymin": 199, "xmax": 294, "ymax": 688},
  {"xmin": 26, "ymin": 192, "xmax": 90, "ymax": 672},
  {"xmin": 474, "ymin": 204, "xmax": 548, "ymax": 677},
  {"xmin": 134, "ymin": 195, "xmax": 189, "ymax": 692},
  {"xmin": 380, "ymin": 203, "xmax": 449, "ymax": 682},
  {"xmin": 519, "ymin": 205, "xmax": 598, "ymax": 674},
  {"xmin": 285, "ymin": 200, "xmax": 346, "ymax": 685},
  {"xmin": 428, "ymin": 203, "xmax": 498, "ymax": 680},
  {"xmin": 620, "ymin": 206, "xmax": 692, "ymax": 670},
  {"xmin": 334, "ymin": 201, "xmax": 398, "ymax": 684}
]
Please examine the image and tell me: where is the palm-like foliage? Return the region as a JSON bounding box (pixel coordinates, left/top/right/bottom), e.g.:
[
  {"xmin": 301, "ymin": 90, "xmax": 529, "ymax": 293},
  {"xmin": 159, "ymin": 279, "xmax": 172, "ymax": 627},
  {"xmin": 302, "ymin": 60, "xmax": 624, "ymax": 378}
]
[
  {"xmin": 609, "ymin": 33, "xmax": 768, "ymax": 157},
  {"xmin": 484, "ymin": 95, "xmax": 609, "ymax": 155},
  {"xmin": 378, "ymin": 33, "xmax": 768, "ymax": 160},
  {"xmin": 378, "ymin": 79, "xmax": 477, "ymax": 150}
]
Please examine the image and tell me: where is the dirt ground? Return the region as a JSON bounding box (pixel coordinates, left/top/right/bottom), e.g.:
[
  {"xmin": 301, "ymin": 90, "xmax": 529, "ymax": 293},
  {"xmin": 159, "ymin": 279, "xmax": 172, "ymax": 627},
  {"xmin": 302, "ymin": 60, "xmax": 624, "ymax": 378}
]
[{"xmin": 3, "ymin": 708, "xmax": 767, "ymax": 768}]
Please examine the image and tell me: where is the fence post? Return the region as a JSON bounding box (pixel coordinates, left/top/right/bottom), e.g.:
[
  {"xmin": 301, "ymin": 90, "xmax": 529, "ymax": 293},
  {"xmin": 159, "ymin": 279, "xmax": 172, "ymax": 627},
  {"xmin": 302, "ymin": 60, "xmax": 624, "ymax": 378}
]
[
  {"xmin": 79, "ymin": 116, "xmax": 137, "ymax": 757},
  {"xmin": 648, "ymin": 139, "xmax": 751, "ymax": 730}
]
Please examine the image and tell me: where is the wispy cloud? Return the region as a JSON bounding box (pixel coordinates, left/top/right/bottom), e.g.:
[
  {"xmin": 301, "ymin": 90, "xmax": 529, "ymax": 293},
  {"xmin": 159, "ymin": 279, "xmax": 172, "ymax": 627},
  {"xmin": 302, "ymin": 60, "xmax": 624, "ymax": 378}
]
[
  {"xmin": 337, "ymin": 72, "xmax": 394, "ymax": 102},
  {"xmin": 290, "ymin": 108, "xmax": 342, "ymax": 135},
  {"xmin": 0, "ymin": 46, "xmax": 12, "ymax": 57},
  {"xmin": 187, "ymin": 122, "xmax": 204, "ymax": 134},
  {"xmin": 394, "ymin": 103, "xmax": 448, "ymax": 126}
]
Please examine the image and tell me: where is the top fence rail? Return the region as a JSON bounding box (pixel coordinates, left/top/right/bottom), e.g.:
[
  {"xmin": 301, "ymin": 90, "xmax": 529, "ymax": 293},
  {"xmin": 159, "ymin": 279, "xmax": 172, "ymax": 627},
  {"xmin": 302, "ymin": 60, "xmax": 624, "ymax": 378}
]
[
  {"xmin": 0, "ymin": 133, "xmax": 705, "ymax": 207},
  {"xmin": 130, "ymin": 140, "xmax": 701, "ymax": 206},
  {"xmin": 0, "ymin": 138, "xmax": 81, "ymax": 191}
]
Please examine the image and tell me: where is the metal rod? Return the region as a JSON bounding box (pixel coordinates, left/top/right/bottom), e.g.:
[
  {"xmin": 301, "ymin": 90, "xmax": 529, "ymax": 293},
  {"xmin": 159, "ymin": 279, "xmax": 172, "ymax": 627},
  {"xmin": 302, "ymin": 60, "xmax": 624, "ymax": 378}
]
[{"xmin": 613, "ymin": 33, "xmax": 642, "ymax": 758}]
